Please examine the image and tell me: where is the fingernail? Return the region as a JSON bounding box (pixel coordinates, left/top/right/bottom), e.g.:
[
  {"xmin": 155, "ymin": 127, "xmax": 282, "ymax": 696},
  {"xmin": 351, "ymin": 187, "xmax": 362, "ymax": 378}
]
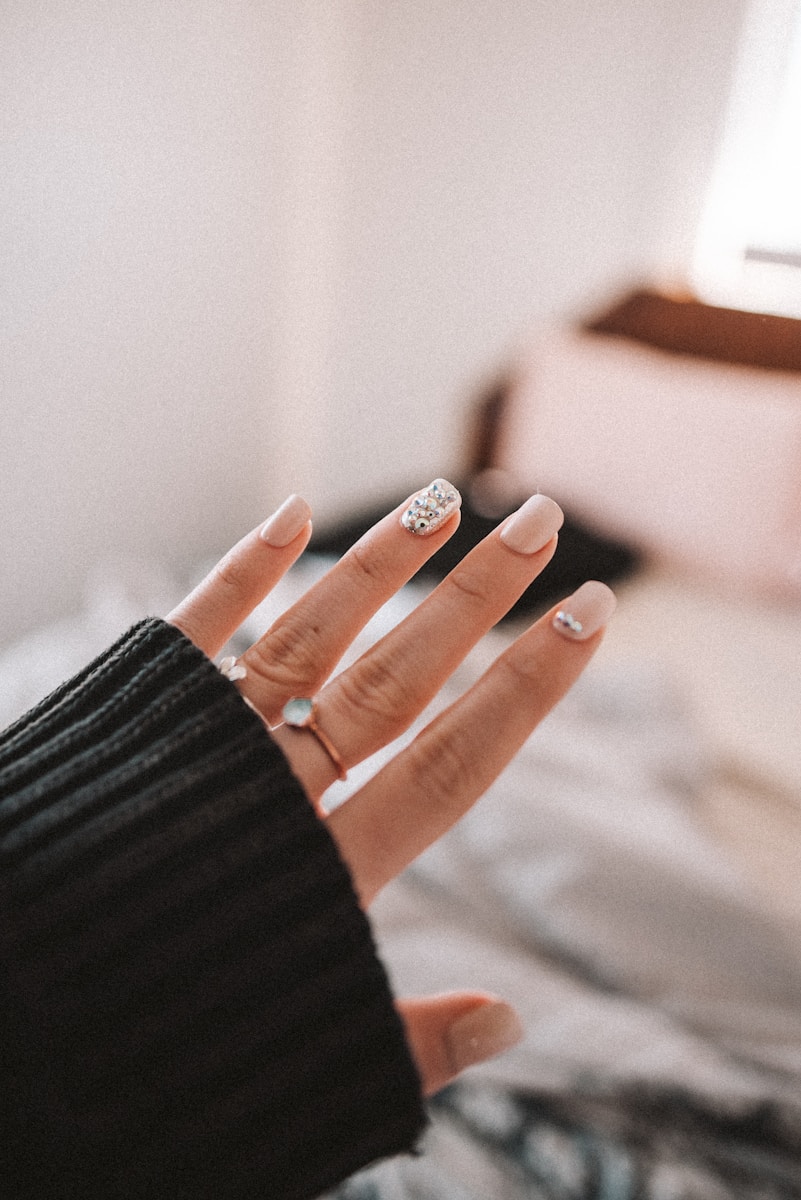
[
  {"xmin": 445, "ymin": 1001, "xmax": 524, "ymax": 1074},
  {"xmin": 260, "ymin": 495, "xmax": 312, "ymax": 547},
  {"xmin": 400, "ymin": 479, "xmax": 462, "ymax": 536},
  {"xmin": 553, "ymin": 580, "xmax": 616, "ymax": 641},
  {"xmin": 499, "ymin": 494, "xmax": 564, "ymax": 555}
]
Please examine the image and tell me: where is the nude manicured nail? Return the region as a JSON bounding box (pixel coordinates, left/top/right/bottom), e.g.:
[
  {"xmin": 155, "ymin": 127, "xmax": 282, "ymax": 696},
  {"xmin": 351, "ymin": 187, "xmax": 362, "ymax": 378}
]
[
  {"xmin": 552, "ymin": 580, "xmax": 616, "ymax": 641},
  {"xmin": 400, "ymin": 479, "xmax": 462, "ymax": 536},
  {"xmin": 445, "ymin": 1002, "xmax": 524, "ymax": 1074},
  {"xmin": 260, "ymin": 495, "xmax": 312, "ymax": 547},
  {"xmin": 500, "ymin": 494, "xmax": 564, "ymax": 555}
]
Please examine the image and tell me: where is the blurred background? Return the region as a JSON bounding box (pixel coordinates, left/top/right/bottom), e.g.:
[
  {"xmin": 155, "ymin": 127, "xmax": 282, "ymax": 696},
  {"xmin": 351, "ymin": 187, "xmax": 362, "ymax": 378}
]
[
  {"xmin": 1, "ymin": 0, "xmax": 758, "ymax": 645},
  {"xmin": 6, "ymin": 11, "xmax": 801, "ymax": 1185}
]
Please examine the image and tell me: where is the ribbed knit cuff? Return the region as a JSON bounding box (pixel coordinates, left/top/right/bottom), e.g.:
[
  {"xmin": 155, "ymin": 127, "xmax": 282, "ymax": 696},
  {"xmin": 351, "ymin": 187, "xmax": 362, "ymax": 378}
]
[{"xmin": 0, "ymin": 619, "xmax": 426, "ymax": 1199}]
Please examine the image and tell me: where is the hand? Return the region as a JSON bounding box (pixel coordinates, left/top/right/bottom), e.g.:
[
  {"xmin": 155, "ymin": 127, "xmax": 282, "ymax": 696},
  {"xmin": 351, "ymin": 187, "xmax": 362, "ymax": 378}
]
[{"xmin": 168, "ymin": 482, "xmax": 615, "ymax": 1095}]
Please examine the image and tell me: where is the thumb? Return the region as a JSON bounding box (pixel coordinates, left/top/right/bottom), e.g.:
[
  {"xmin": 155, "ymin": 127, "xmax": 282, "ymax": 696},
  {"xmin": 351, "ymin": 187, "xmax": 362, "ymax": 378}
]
[{"xmin": 396, "ymin": 992, "xmax": 524, "ymax": 1097}]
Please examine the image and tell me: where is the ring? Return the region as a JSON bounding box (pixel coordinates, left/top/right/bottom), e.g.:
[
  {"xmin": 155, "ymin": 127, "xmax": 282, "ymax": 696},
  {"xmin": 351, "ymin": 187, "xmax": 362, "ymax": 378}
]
[
  {"xmin": 219, "ymin": 655, "xmax": 248, "ymax": 682},
  {"xmin": 281, "ymin": 697, "xmax": 347, "ymax": 782}
]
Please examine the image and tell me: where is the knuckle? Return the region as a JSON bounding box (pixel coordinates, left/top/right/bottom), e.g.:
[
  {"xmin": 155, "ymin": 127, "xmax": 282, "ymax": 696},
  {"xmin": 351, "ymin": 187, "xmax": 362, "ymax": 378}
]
[
  {"xmin": 246, "ymin": 614, "xmax": 324, "ymax": 695},
  {"xmin": 406, "ymin": 731, "xmax": 473, "ymax": 813},
  {"xmin": 211, "ymin": 551, "xmax": 251, "ymax": 600},
  {"xmin": 497, "ymin": 644, "xmax": 542, "ymax": 690},
  {"xmin": 443, "ymin": 563, "xmax": 489, "ymax": 608},
  {"xmin": 343, "ymin": 539, "xmax": 392, "ymax": 593},
  {"xmin": 337, "ymin": 654, "xmax": 416, "ymax": 731}
]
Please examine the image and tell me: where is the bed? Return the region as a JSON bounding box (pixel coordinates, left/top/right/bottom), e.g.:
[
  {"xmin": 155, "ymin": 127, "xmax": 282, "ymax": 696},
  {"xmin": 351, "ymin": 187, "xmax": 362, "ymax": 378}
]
[{"xmin": 2, "ymin": 291, "xmax": 800, "ymax": 1197}]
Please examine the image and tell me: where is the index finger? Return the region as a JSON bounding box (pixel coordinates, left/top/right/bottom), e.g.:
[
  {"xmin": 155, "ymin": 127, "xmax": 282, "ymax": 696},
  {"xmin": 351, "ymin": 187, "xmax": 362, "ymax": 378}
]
[
  {"xmin": 328, "ymin": 581, "xmax": 616, "ymax": 906},
  {"xmin": 168, "ymin": 495, "xmax": 313, "ymax": 658}
]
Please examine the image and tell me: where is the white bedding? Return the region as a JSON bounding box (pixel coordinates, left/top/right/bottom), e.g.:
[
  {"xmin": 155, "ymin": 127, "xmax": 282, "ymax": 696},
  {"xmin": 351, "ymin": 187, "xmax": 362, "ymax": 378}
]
[{"xmin": 594, "ymin": 563, "xmax": 801, "ymax": 931}]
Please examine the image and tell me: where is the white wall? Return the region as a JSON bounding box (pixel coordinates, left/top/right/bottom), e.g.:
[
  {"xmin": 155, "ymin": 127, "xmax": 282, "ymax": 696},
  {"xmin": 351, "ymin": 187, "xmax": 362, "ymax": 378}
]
[
  {"xmin": 1, "ymin": 1, "xmax": 279, "ymax": 641},
  {"xmin": 1, "ymin": 0, "xmax": 747, "ymax": 646},
  {"xmin": 296, "ymin": 0, "xmax": 749, "ymax": 519}
]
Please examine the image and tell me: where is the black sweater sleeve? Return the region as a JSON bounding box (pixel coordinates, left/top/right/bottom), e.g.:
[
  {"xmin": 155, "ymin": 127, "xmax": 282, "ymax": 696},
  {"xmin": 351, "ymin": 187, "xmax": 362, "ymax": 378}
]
[{"xmin": 0, "ymin": 618, "xmax": 426, "ymax": 1199}]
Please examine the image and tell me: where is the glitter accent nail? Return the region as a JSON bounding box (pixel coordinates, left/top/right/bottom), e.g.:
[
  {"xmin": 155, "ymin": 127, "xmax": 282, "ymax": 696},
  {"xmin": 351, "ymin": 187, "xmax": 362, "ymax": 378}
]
[
  {"xmin": 552, "ymin": 580, "xmax": 616, "ymax": 641},
  {"xmin": 400, "ymin": 479, "xmax": 461, "ymax": 536}
]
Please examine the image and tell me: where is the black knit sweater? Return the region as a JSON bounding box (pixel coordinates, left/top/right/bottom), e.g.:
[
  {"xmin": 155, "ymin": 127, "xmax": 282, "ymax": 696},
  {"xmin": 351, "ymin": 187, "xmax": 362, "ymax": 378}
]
[{"xmin": 0, "ymin": 618, "xmax": 426, "ymax": 1198}]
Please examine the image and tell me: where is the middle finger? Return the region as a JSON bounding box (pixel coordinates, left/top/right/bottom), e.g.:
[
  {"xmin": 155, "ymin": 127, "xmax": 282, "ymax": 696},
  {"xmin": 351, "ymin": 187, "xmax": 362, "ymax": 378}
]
[{"xmin": 239, "ymin": 480, "xmax": 462, "ymax": 724}]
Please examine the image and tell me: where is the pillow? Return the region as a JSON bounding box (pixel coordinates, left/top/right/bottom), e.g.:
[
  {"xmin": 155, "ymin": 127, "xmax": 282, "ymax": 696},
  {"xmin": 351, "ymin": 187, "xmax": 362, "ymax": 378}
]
[{"xmin": 496, "ymin": 327, "xmax": 801, "ymax": 596}]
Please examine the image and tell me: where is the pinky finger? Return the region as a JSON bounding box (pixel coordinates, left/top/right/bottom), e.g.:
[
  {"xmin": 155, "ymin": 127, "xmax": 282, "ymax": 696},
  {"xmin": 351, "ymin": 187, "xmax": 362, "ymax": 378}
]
[{"xmin": 168, "ymin": 495, "xmax": 312, "ymax": 658}]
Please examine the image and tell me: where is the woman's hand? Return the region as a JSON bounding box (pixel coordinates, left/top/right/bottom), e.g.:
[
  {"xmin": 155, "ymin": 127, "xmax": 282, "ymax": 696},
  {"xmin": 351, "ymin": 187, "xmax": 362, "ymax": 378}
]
[{"xmin": 167, "ymin": 482, "xmax": 615, "ymax": 1095}]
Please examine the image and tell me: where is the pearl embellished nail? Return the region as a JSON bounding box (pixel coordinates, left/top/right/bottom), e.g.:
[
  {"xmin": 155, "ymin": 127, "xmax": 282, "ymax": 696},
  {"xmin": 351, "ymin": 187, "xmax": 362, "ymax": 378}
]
[
  {"xmin": 260, "ymin": 495, "xmax": 312, "ymax": 547},
  {"xmin": 499, "ymin": 494, "xmax": 564, "ymax": 555},
  {"xmin": 553, "ymin": 580, "xmax": 616, "ymax": 641},
  {"xmin": 400, "ymin": 479, "xmax": 461, "ymax": 536}
]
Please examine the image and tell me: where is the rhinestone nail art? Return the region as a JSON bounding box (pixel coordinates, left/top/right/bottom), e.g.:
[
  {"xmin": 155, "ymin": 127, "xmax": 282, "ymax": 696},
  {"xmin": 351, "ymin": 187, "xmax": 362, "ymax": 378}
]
[
  {"xmin": 400, "ymin": 479, "xmax": 461, "ymax": 536},
  {"xmin": 553, "ymin": 611, "xmax": 583, "ymax": 635},
  {"xmin": 552, "ymin": 581, "xmax": 616, "ymax": 641}
]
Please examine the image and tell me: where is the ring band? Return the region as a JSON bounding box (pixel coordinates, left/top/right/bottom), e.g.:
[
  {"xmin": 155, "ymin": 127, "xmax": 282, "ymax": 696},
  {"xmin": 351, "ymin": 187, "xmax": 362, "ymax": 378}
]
[{"xmin": 282, "ymin": 697, "xmax": 347, "ymax": 782}]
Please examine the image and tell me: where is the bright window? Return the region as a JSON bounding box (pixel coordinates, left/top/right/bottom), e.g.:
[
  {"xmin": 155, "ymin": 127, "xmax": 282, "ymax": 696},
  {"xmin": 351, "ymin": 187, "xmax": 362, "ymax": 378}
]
[{"xmin": 692, "ymin": 0, "xmax": 801, "ymax": 315}]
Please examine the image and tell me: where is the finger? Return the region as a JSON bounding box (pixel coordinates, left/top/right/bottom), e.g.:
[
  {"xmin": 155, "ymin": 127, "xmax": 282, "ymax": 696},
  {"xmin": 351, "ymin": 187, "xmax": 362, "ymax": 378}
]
[
  {"xmin": 329, "ymin": 581, "xmax": 616, "ymax": 905},
  {"xmin": 397, "ymin": 993, "xmax": 524, "ymax": 1097},
  {"xmin": 237, "ymin": 480, "xmax": 462, "ymax": 725},
  {"xmin": 274, "ymin": 494, "xmax": 564, "ymax": 799},
  {"xmin": 168, "ymin": 495, "xmax": 312, "ymax": 658}
]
